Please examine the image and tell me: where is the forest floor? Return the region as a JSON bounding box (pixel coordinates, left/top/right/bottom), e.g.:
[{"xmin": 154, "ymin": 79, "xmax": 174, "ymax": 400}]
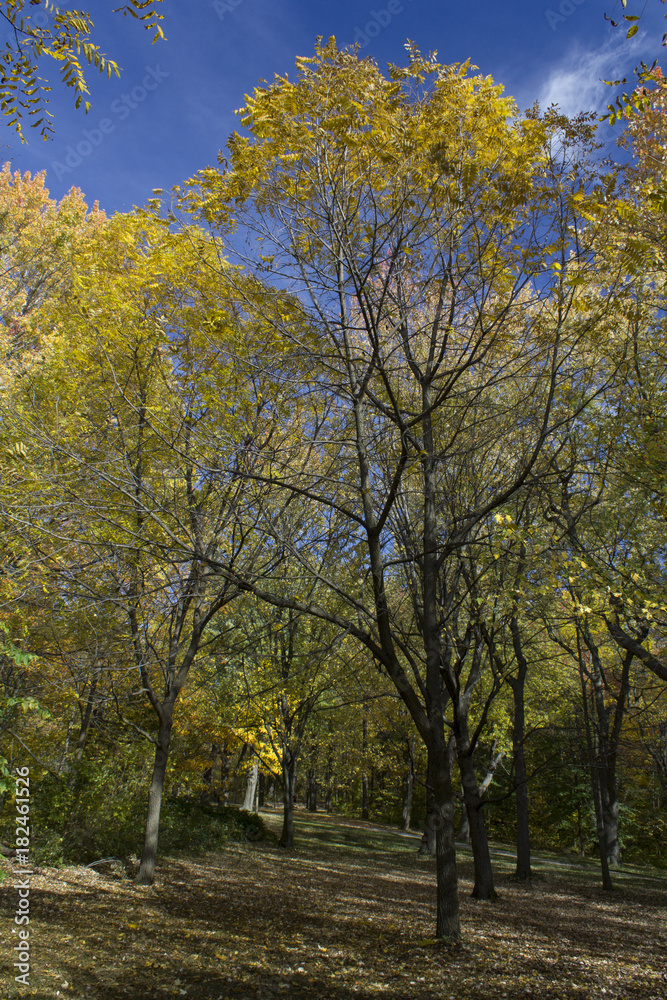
[{"xmin": 1, "ymin": 808, "xmax": 666, "ymax": 1000}]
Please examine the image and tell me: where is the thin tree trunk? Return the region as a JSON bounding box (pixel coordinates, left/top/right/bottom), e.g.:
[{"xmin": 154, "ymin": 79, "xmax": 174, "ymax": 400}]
[
  {"xmin": 401, "ymin": 738, "xmax": 414, "ymax": 832},
  {"xmin": 280, "ymin": 754, "xmax": 297, "ymax": 849},
  {"xmin": 418, "ymin": 748, "xmax": 436, "ymax": 855},
  {"xmin": 577, "ymin": 638, "xmax": 614, "ymax": 891},
  {"xmin": 457, "ymin": 786, "xmax": 470, "ymax": 842},
  {"xmin": 602, "ymin": 796, "xmax": 620, "ymax": 868},
  {"xmin": 306, "ymin": 765, "xmax": 318, "ymax": 812},
  {"xmin": 136, "ymin": 713, "xmax": 173, "ymax": 885},
  {"xmin": 361, "ymin": 709, "xmax": 369, "ymax": 820},
  {"xmin": 244, "ymin": 761, "xmax": 259, "ymax": 811},
  {"xmin": 509, "ymin": 614, "xmax": 531, "ymax": 880},
  {"xmin": 325, "ymin": 754, "xmax": 333, "ymax": 813},
  {"xmin": 585, "ymin": 629, "xmax": 618, "ymax": 868},
  {"xmin": 74, "ymin": 669, "xmax": 99, "ymax": 763}
]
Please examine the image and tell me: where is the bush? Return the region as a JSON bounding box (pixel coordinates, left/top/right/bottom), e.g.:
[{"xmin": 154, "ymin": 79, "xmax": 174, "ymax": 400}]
[
  {"xmin": 24, "ymin": 753, "xmax": 149, "ymax": 865},
  {"xmin": 0, "ymin": 751, "xmax": 274, "ymax": 870},
  {"xmin": 159, "ymin": 797, "xmax": 274, "ymax": 852}
]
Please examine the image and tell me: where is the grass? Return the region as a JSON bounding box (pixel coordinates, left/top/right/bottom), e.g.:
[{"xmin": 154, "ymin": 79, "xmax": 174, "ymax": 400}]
[{"xmin": 0, "ymin": 807, "xmax": 665, "ymax": 999}]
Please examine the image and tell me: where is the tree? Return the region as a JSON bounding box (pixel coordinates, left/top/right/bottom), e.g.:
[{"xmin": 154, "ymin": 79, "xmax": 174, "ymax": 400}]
[
  {"xmin": 229, "ymin": 588, "xmax": 346, "ymax": 849},
  {"xmin": 183, "ymin": 39, "xmax": 623, "ymax": 938},
  {"xmin": 2, "ymin": 207, "xmax": 289, "ymax": 883},
  {"xmin": 0, "ymin": 162, "xmax": 105, "ymax": 353},
  {"xmin": 0, "ymin": 1, "xmax": 164, "ymax": 139}
]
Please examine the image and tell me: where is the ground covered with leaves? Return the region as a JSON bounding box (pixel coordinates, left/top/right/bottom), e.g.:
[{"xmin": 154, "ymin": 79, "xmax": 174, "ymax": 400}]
[{"xmin": 1, "ymin": 809, "xmax": 666, "ymax": 999}]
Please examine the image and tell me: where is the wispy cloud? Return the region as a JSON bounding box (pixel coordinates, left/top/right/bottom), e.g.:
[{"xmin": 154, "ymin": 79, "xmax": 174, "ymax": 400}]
[{"xmin": 537, "ymin": 33, "xmax": 647, "ymax": 118}]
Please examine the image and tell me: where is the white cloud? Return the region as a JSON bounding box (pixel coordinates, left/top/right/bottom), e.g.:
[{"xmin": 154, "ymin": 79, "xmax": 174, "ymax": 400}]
[{"xmin": 537, "ymin": 33, "xmax": 647, "ymax": 118}]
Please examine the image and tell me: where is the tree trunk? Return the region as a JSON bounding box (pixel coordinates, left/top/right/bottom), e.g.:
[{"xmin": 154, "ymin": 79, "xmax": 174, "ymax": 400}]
[
  {"xmin": 244, "ymin": 760, "xmax": 259, "ymax": 811},
  {"xmin": 509, "ymin": 615, "xmax": 532, "ymax": 880},
  {"xmin": 513, "ymin": 729, "xmax": 531, "ymax": 880},
  {"xmin": 324, "ymin": 754, "xmax": 333, "ymax": 812},
  {"xmin": 603, "ymin": 796, "xmax": 620, "ymax": 868},
  {"xmin": 200, "ymin": 765, "xmax": 213, "ymax": 804},
  {"xmin": 361, "ymin": 711, "xmax": 369, "ymax": 820},
  {"xmin": 136, "ymin": 713, "xmax": 173, "ymax": 885},
  {"xmin": 577, "ymin": 645, "xmax": 614, "ymax": 891},
  {"xmin": 280, "ymin": 754, "xmax": 297, "ymax": 849},
  {"xmin": 401, "ymin": 739, "xmax": 414, "ymax": 832},
  {"xmin": 74, "ymin": 667, "xmax": 100, "ymax": 764},
  {"xmin": 593, "ymin": 765, "xmax": 614, "ymax": 891},
  {"xmin": 432, "ymin": 740, "xmax": 460, "ymax": 939},
  {"xmin": 457, "ymin": 789, "xmax": 470, "ymax": 842},
  {"xmin": 418, "ymin": 749, "xmax": 436, "ymax": 855},
  {"xmin": 306, "ymin": 766, "xmax": 318, "ymax": 812},
  {"xmin": 458, "ymin": 749, "xmax": 497, "ymax": 900}
]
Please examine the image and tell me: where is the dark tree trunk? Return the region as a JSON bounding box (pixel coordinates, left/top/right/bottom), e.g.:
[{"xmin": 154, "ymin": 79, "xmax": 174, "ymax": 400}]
[
  {"xmin": 580, "ymin": 627, "xmax": 637, "ymax": 872},
  {"xmin": 306, "ymin": 766, "xmax": 318, "ymax": 812},
  {"xmin": 136, "ymin": 713, "xmax": 173, "ymax": 885},
  {"xmin": 458, "ymin": 748, "xmax": 497, "ymax": 900},
  {"xmin": 220, "ymin": 740, "xmax": 231, "ymax": 804},
  {"xmin": 593, "ymin": 770, "xmax": 614, "ymax": 891},
  {"xmin": 401, "ymin": 738, "xmax": 414, "ymax": 832},
  {"xmin": 361, "ymin": 711, "xmax": 369, "ymax": 820},
  {"xmin": 200, "ymin": 765, "xmax": 213, "ymax": 804},
  {"xmin": 418, "ymin": 749, "xmax": 436, "ymax": 855},
  {"xmin": 432, "ymin": 740, "xmax": 460, "ymax": 938},
  {"xmin": 73, "ymin": 666, "xmax": 100, "ymax": 764},
  {"xmin": 280, "ymin": 754, "xmax": 297, "ymax": 849},
  {"xmin": 509, "ymin": 614, "xmax": 532, "ymax": 880},
  {"xmin": 577, "ymin": 642, "xmax": 614, "ymax": 891},
  {"xmin": 457, "ymin": 788, "xmax": 470, "ymax": 842},
  {"xmin": 603, "ymin": 796, "xmax": 620, "ymax": 868},
  {"xmin": 324, "ymin": 754, "xmax": 333, "ymax": 812},
  {"xmin": 258, "ymin": 770, "xmax": 265, "ymax": 809}
]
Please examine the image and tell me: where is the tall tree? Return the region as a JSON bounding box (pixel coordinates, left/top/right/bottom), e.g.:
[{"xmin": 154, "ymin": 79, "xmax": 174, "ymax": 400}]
[
  {"xmin": 184, "ymin": 40, "xmax": 623, "ymax": 938},
  {"xmin": 3, "ymin": 208, "xmax": 286, "ymax": 883}
]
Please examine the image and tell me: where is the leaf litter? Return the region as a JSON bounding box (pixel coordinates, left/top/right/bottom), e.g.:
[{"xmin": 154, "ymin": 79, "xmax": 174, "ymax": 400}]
[{"xmin": 0, "ymin": 810, "xmax": 665, "ymax": 999}]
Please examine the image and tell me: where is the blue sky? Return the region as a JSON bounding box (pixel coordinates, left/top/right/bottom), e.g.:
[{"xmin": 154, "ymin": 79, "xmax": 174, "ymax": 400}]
[{"xmin": 3, "ymin": 0, "xmax": 666, "ymax": 214}]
